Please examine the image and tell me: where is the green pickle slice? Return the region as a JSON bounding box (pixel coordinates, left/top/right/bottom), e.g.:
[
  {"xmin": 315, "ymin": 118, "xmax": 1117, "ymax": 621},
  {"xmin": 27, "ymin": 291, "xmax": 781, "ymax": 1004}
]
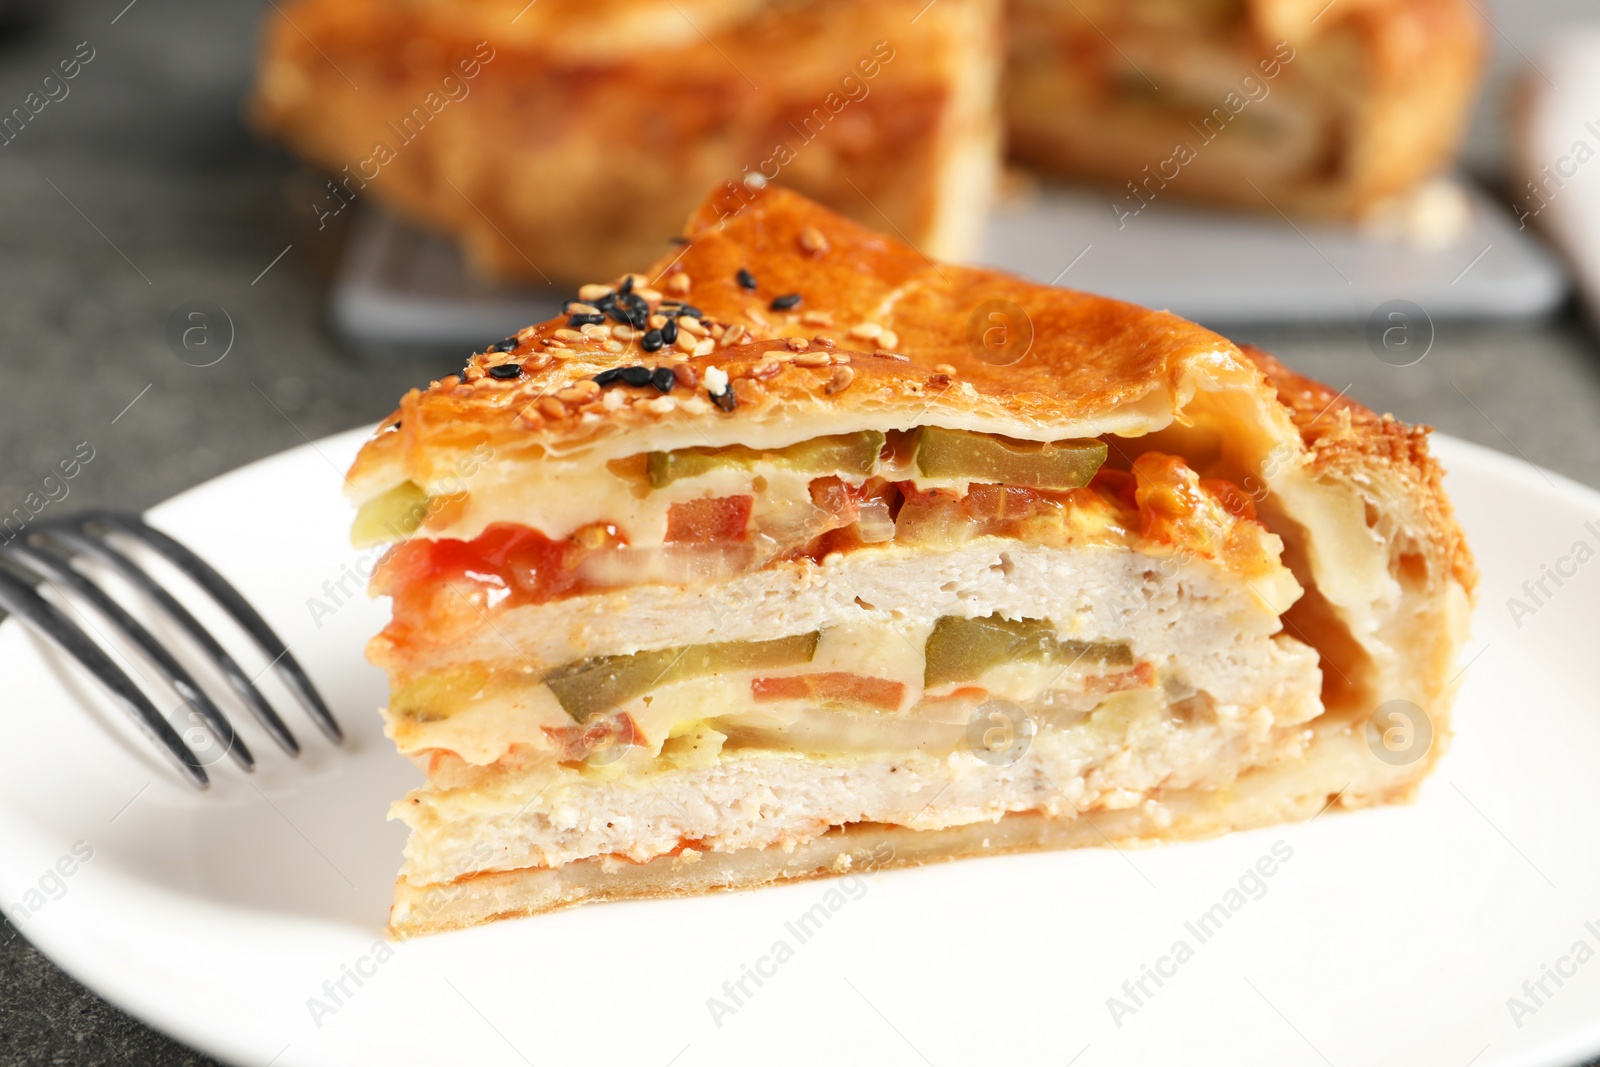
[
  {"xmin": 923, "ymin": 614, "xmax": 1132, "ymax": 688},
  {"xmin": 645, "ymin": 431, "xmax": 885, "ymax": 488},
  {"xmin": 546, "ymin": 632, "xmax": 821, "ymax": 721},
  {"xmin": 351, "ymin": 480, "xmax": 429, "ymax": 545},
  {"xmin": 911, "ymin": 427, "xmax": 1107, "ymax": 489}
]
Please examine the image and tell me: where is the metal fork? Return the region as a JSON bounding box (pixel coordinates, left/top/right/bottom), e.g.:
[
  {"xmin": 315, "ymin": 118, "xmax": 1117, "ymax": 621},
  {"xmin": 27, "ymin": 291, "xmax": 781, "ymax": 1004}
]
[{"xmin": 0, "ymin": 512, "xmax": 341, "ymax": 788}]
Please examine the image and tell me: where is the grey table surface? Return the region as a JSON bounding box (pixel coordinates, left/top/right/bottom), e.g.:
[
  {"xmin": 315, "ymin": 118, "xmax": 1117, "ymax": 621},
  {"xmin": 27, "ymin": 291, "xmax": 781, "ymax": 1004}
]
[{"xmin": 2, "ymin": 1, "xmax": 1600, "ymax": 1065}]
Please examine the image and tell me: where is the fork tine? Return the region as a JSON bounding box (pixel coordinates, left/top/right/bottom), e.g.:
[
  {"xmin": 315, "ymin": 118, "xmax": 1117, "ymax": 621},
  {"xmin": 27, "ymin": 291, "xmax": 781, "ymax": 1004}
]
[
  {"xmin": 0, "ymin": 563, "xmax": 208, "ymax": 788},
  {"xmin": 40, "ymin": 526, "xmax": 302, "ymax": 758},
  {"xmin": 4, "ymin": 541, "xmax": 255, "ymax": 772},
  {"xmin": 89, "ymin": 513, "xmax": 343, "ymax": 744}
]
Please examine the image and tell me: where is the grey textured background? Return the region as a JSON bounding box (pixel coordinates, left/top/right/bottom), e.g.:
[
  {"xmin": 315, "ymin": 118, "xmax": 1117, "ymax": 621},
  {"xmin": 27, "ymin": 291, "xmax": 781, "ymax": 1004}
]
[{"xmin": 1, "ymin": 0, "xmax": 1598, "ymax": 1064}]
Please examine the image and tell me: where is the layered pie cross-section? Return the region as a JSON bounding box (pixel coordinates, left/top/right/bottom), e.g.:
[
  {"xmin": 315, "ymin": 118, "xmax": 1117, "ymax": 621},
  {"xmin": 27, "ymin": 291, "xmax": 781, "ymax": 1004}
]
[{"xmin": 346, "ymin": 185, "xmax": 1474, "ymax": 936}]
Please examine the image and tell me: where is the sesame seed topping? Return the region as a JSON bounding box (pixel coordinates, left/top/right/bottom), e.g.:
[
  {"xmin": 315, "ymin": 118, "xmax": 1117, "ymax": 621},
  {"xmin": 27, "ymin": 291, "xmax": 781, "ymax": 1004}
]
[
  {"xmin": 603, "ymin": 340, "xmax": 625, "ymax": 353},
  {"xmin": 667, "ymin": 272, "xmax": 692, "ymax": 295},
  {"xmin": 800, "ymin": 310, "xmax": 834, "ymax": 326},
  {"xmin": 693, "ymin": 337, "xmax": 715, "ymax": 357},
  {"xmin": 736, "ymin": 268, "xmax": 757, "ymax": 290},
  {"xmin": 849, "ymin": 323, "xmax": 883, "ymax": 340},
  {"xmin": 553, "ymin": 328, "xmax": 585, "ymax": 342},
  {"xmin": 786, "ymin": 336, "xmax": 810, "ymax": 352},
  {"xmin": 878, "ymin": 330, "xmax": 900, "ymax": 350},
  {"xmin": 770, "ymin": 293, "xmax": 802, "ymax": 311},
  {"xmin": 490, "ymin": 337, "xmax": 519, "ymax": 353},
  {"xmin": 712, "ymin": 389, "xmax": 737, "ymax": 412},
  {"xmin": 641, "ymin": 329, "xmax": 665, "ymax": 352},
  {"xmin": 664, "ymin": 303, "xmax": 702, "ymax": 318},
  {"xmin": 593, "ymin": 368, "xmax": 624, "ymax": 386},
  {"xmin": 619, "ymin": 365, "xmax": 654, "ymax": 387},
  {"xmin": 618, "ymin": 274, "xmax": 635, "ymax": 295},
  {"xmin": 934, "ymin": 363, "xmax": 957, "ymax": 375},
  {"xmin": 566, "ymin": 302, "xmax": 601, "ymax": 315},
  {"xmin": 580, "ymin": 324, "xmax": 609, "ymax": 340},
  {"xmin": 813, "ymin": 335, "xmax": 837, "ymax": 348},
  {"xmin": 537, "ymin": 397, "xmax": 566, "ymax": 420},
  {"xmin": 635, "ymin": 287, "xmax": 663, "ymax": 303},
  {"xmin": 661, "ymin": 319, "xmax": 679, "ymax": 345},
  {"xmin": 651, "ymin": 367, "xmax": 676, "ymax": 393},
  {"xmin": 672, "ymin": 362, "xmax": 698, "ymax": 388},
  {"xmin": 793, "ymin": 350, "xmax": 830, "ymax": 367},
  {"xmin": 578, "ymin": 283, "xmax": 611, "ymax": 303},
  {"xmin": 798, "ymin": 225, "xmax": 829, "ymax": 254},
  {"xmin": 487, "ymin": 363, "xmax": 523, "ymax": 380},
  {"xmin": 568, "ymin": 312, "xmax": 605, "ymax": 328},
  {"xmin": 611, "ymin": 324, "xmax": 635, "ymax": 342},
  {"xmin": 826, "ymin": 366, "xmax": 854, "ymax": 394}
]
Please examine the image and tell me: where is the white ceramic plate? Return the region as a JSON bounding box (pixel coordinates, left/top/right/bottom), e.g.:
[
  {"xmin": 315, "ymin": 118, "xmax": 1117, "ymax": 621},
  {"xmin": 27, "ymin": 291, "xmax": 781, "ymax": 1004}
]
[{"xmin": 2, "ymin": 429, "xmax": 1599, "ymax": 1067}]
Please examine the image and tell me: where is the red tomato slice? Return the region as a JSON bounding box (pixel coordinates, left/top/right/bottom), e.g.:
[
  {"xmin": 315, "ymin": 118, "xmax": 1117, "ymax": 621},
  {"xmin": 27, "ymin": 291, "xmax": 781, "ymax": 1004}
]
[{"xmin": 665, "ymin": 495, "xmax": 754, "ymax": 543}]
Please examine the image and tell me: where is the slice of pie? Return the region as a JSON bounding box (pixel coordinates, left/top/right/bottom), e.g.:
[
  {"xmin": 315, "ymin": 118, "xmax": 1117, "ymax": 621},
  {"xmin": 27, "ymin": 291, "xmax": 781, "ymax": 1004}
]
[
  {"xmin": 347, "ymin": 184, "xmax": 1474, "ymax": 937},
  {"xmin": 250, "ymin": 0, "xmax": 999, "ymax": 284},
  {"xmin": 1004, "ymin": 0, "xmax": 1486, "ymax": 220}
]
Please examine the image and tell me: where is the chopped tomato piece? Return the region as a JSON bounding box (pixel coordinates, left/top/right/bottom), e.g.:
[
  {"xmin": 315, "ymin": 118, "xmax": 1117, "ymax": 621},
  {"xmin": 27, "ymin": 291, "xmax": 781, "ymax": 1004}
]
[
  {"xmin": 665, "ymin": 495, "xmax": 753, "ymax": 543},
  {"xmin": 808, "ymin": 476, "xmax": 860, "ymax": 524},
  {"xmin": 751, "ymin": 672, "xmax": 907, "ymax": 711},
  {"xmin": 542, "ymin": 711, "xmax": 641, "ymax": 762},
  {"xmin": 1200, "ymin": 478, "xmax": 1257, "ymax": 521}
]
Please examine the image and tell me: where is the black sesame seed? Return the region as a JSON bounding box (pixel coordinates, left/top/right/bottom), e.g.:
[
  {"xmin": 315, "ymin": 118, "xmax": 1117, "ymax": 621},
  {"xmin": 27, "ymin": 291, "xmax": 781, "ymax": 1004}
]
[
  {"xmin": 736, "ymin": 268, "xmax": 757, "ymax": 290},
  {"xmin": 568, "ymin": 312, "xmax": 605, "ymax": 328},
  {"xmin": 487, "ymin": 363, "xmax": 523, "ymax": 380},
  {"xmin": 491, "ymin": 337, "xmax": 519, "ymax": 353},
  {"xmin": 711, "ymin": 388, "xmax": 737, "ymax": 412},
  {"xmin": 593, "ymin": 368, "xmax": 625, "ymax": 387},
  {"xmin": 619, "ymin": 365, "xmax": 654, "ymax": 387},
  {"xmin": 619, "ymin": 275, "xmax": 635, "ymax": 295},
  {"xmin": 675, "ymin": 304, "xmax": 703, "ymax": 318},
  {"xmin": 770, "ymin": 293, "xmax": 801, "ymax": 311},
  {"xmin": 651, "ymin": 367, "xmax": 676, "ymax": 393},
  {"xmin": 641, "ymin": 329, "xmax": 664, "ymax": 352},
  {"xmin": 661, "ymin": 319, "xmax": 679, "ymax": 345}
]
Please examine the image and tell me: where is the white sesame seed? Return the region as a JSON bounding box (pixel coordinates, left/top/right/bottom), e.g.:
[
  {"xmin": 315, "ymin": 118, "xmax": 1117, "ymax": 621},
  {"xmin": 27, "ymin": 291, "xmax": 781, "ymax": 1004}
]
[
  {"xmin": 693, "ymin": 337, "xmax": 715, "ymax": 357},
  {"xmin": 878, "ymin": 329, "xmax": 899, "ymax": 350},
  {"xmin": 849, "ymin": 323, "xmax": 883, "ymax": 340},
  {"xmin": 578, "ymin": 284, "xmax": 611, "ymax": 302}
]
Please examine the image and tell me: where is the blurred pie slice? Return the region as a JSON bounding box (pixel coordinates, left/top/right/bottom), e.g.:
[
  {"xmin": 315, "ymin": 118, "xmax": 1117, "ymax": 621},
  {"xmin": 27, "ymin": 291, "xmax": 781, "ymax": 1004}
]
[
  {"xmin": 346, "ymin": 185, "xmax": 1474, "ymax": 936},
  {"xmin": 251, "ymin": 0, "xmax": 999, "ymax": 284},
  {"xmin": 1005, "ymin": 0, "xmax": 1486, "ymax": 219}
]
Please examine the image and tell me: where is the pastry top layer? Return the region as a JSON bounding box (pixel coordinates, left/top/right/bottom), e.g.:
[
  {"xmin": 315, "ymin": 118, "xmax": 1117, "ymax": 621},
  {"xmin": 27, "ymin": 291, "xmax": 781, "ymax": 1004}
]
[{"xmin": 346, "ymin": 184, "xmax": 1259, "ymax": 504}]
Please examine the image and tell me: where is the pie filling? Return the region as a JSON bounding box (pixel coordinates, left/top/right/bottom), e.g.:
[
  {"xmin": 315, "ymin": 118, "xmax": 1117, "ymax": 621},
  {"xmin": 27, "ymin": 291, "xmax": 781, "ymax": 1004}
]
[
  {"xmin": 365, "ymin": 430, "xmax": 1280, "ymax": 645},
  {"xmin": 370, "ymin": 427, "xmax": 1318, "ymax": 878}
]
